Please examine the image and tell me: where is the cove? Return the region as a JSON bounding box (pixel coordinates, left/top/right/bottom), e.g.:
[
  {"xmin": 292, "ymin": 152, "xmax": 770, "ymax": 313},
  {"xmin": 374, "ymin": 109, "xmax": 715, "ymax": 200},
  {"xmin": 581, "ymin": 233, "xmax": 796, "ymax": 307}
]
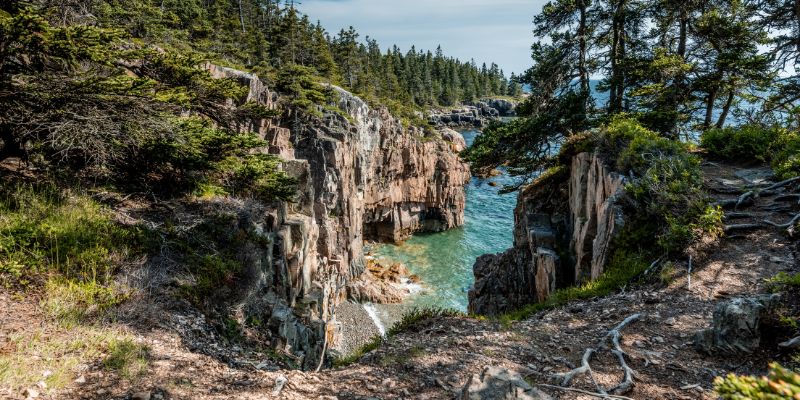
[{"xmin": 368, "ymin": 130, "xmax": 519, "ymax": 313}]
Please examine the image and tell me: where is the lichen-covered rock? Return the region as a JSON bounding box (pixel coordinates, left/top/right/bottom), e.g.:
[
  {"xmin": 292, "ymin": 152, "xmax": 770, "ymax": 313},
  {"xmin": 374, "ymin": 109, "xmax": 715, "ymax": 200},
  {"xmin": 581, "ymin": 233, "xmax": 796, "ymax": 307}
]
[
  {"xmin": 460, "ymin": 367, "xmax": 552, "ymax": 400},
  {"xmin": 469, "ymin": 153, "xmax": 625, "ymax": 316},
  {"xmin": 695, "ymin": 294, "xmax": 780, "ymax": 354}
]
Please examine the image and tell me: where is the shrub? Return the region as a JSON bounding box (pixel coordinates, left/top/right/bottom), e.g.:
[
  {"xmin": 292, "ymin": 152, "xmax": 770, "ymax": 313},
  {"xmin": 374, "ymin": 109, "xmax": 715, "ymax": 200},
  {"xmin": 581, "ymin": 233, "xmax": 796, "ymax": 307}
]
[
  {"xmin": 715, "ymin": 363, "xmax": 800, "ymax": 399},
  {"xmin": 773, "ymin": 130, "xmax": 800, "ymax": 179},
  {"xmin": 0, "ymin": 184, "xmax": 138, "ymax": 287},
  {"xmin": 701, "ymin": 124, "xmax": 800, "ymax": 179},
  {"xmin": 701, "ymin": 125, "xmax": 783, "ymax": 163},
  {"xmin": 606, "ymin": 118, "xmax": 720, "ymax": 254}
]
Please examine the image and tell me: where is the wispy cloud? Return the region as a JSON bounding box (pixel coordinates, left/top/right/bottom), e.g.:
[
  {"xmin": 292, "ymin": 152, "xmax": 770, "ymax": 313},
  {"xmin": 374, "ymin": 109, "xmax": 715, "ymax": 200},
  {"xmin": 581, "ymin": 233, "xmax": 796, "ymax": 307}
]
[{"xmin": 297, "ymin": 0, "xmax": 547, "ymax": 75}]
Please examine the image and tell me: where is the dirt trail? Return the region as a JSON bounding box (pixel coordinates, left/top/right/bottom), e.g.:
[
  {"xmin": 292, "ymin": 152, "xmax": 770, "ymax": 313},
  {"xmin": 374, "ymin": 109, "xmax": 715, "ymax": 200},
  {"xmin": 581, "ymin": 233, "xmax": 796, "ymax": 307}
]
[{"xmin": 3, "ymin": 161, "xmax": 799, "ymax": 400}]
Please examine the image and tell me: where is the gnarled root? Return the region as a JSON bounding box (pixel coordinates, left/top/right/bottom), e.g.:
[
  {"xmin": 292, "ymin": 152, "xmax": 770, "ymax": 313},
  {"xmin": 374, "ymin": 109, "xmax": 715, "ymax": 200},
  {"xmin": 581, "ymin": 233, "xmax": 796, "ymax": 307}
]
[
  {"xmin": 552, "ymin": 314, "xmax": 642, "ymax": 395},
  {"xmin": 764, "ymin": 213, "xmax": 800, "ymax": 229}
]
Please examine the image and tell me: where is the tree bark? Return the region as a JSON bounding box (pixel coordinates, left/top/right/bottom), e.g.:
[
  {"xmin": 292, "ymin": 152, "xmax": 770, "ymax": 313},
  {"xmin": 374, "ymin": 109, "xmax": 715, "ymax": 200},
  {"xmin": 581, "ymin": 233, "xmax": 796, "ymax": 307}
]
[
  {"xmin": 704, "ymin": 87, "xmax": 718, "ymax": 130},
  {"xmin": 238, "ymin": 0, "xmax": 246, "ymax": 33},
  {"xmin": 610, "ymin": 0, "xmax": 626, "ymax": 113},
  {"xmin": 578, "ymin": 0, "xmax": 590, "ymax": 97},
  {"xmin": 716, "ymin": 89, "xmax": 735, "ymax": 128}
]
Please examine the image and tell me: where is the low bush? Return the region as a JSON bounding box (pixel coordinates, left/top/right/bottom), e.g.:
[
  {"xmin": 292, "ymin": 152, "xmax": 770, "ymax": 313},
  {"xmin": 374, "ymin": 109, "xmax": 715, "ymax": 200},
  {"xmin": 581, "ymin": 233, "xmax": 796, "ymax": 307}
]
[
  {"xmin": 701, "ymin": 125, "xmax": 783, "ymax": 163},
  {"xmin": 0, "ymin": 184, "xmax": 138, "ymax": 287},
  {"xmin": 605, "ymin": 117, "xmax": 721, "ymax": 254},
  {"xmin": 715, "ymin": 363, "xmax": 800, "ymax": 399},
  {"xmin": 701, "ymin": 124, "xmax": 800, "ymax": 179}
]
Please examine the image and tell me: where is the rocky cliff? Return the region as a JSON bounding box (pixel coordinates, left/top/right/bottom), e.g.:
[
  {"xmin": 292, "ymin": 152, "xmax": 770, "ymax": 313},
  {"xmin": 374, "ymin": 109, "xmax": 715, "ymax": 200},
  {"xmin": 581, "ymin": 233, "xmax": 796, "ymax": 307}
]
[
  {"xmin": 205, "ymin": 65, "xmax": 470, "ymax": 367},
  {"xmin": 429, "ymin": 98, "xmax": 517, "ymax": 128},
  {"xmin": 468, "ymin": 153, "xmax": 626, "ymax": 315}
]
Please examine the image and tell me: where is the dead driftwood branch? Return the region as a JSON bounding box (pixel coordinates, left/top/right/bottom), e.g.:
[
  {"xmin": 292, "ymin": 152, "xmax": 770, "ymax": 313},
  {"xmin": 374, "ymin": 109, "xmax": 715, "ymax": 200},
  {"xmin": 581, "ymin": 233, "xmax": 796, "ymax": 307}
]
[{"xmin": 552, "ymin": 314, "xmax": 642, "ymax": 395}]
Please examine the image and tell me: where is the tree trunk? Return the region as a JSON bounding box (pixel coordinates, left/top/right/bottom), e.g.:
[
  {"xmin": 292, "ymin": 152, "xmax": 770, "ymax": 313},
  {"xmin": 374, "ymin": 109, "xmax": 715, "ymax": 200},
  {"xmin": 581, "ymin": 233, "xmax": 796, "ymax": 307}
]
[
  {"xmin": 578, "ymin": 0, "xmax": 590, "ymax": 97},
  {"xmin": 610, "ymin": 0, "xmax": 626, "ymax": 113},
  {"xmin": 716, "ymin": 90, "xmax": 735, "ymax": 128},
  {"xmin": 238, "ymin": 0, "xmax": 246, "ymax": 33},
  {"xmin": 704, "ymin": 88, "xmax": 718, "ymax": 130}
]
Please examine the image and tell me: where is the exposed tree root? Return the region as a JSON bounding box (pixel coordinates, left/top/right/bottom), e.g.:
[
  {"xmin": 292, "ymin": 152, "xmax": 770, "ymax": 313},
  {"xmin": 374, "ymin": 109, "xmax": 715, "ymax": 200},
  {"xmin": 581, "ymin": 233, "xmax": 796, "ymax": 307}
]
[
  {"xmin": 723, "ymin": 212, "xmax": 757, "ymax": 220},
  {"xmin": 764, "ymin": 213, "xmax": 800, "ymax": 229},
  {"xmin": 724, "ymin": 224, "xmax": 763, "ymax": 234},
  {"xmin": 552, "ymin": 314, "xmax": 642, "ymax": 395},
  {"xmin": 537, "ymin": 384, "xmax": 635, "ymax": 400},
  {"xmin": 773, "ymin": 193, "xmax": 800, "ymax": 203},
  {"xmin": 736, "ymin": 191, "xmax": 755, "ymax": 209},
  {"xmin": 715, "ymin": 199, "xmax": 739, "ymax": 209},
  {"xmin": 764, "ymin": 177, "xmax": 800, "ymax": 191}
]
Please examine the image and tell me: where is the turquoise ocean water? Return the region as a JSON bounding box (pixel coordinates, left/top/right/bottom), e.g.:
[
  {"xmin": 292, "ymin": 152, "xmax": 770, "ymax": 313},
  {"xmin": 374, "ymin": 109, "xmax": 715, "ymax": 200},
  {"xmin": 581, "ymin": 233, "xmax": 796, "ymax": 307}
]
[{"xmin": 368, "ymin": 130, "xmax": 519, "ymax": 311}]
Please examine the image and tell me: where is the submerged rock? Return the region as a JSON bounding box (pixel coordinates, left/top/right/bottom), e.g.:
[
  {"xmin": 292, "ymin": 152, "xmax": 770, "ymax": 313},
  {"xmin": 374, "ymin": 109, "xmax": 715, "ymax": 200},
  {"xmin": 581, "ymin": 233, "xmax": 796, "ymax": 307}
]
[{"xmin": 695, "ymin": 294, "xmax": 780, "ymax": 354}]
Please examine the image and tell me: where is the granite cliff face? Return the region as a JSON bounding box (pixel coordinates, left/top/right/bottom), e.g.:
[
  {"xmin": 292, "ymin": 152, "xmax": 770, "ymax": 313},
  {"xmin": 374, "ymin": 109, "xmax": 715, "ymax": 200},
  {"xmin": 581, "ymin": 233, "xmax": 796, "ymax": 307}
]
[
  {"xmin": 468, "ymin": 153, "xmax": 626, "ymax": 315},
  {"xmin": 205, "ymin": 65, "xmax": 470, "ymax": 367}
]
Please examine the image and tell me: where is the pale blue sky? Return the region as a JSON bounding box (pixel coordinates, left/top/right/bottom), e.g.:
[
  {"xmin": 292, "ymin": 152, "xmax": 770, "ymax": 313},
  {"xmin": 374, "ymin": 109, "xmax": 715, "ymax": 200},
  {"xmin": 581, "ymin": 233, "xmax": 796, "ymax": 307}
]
[{"xmin": 296, "ymin": 0, "xmax": 548, "ymax": 76}]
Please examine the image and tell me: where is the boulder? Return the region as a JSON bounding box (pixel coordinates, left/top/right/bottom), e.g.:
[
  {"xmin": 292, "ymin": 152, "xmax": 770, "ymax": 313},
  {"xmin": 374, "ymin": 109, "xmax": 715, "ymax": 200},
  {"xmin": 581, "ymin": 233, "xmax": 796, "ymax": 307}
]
[
  {"xmin": 441, "ymin": 128, "xmax": 467, "ymax": 152},
  {"xmin": 460, "ymin": 367, "xmax": 553, "ymax": 400},
  {"xmin": 695, "ymin": 294, "xmax": 780, "ymax": 354}
]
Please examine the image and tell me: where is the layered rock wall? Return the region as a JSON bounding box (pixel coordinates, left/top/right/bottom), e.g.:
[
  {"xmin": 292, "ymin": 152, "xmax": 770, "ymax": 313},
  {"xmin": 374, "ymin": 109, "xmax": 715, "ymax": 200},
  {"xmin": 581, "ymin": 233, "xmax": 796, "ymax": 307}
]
[
  {"xmin": 468, "ymin": 153, "xmax": 625, "ymax": 315},
  {"xmin": 205, "ymin": 66, "xmax": 469, "ymax": 366}
]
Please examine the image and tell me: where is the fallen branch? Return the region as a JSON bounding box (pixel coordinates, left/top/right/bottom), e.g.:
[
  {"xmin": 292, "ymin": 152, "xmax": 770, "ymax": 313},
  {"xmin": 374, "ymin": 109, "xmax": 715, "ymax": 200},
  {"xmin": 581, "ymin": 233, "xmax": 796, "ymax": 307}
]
[
  {"xmin": 764, "ymin": 177, "xmax": 800, "ymax": 191},
  {"xmin": 553, "ymin": 314, "xmax": 642, "ymax": 395},
  {"xmin": 537, "ymin": 384, "xmax": 636, "ymax": 400},
  {"xmin": 764, "ymin": 213, "xmax": 800, "ymax": 229},
  {"xmin": 687, "ymin": 255, "xmax": 692, "ymax": 291}
]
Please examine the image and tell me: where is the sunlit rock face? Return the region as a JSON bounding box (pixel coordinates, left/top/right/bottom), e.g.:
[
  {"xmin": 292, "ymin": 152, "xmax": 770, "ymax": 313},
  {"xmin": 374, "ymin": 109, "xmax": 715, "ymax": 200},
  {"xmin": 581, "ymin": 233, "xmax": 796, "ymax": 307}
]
[
  {"xmin": 207, "ymin": 65, "xmax": 469, "ymax": 367},
  {"xmin": 469, "ymin": 153, "xmax": 626, "ymax": 316}
]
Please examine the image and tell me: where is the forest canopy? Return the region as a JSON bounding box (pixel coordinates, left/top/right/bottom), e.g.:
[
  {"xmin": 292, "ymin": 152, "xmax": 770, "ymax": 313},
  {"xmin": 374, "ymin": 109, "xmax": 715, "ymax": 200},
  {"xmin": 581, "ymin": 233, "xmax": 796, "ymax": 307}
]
[{"xmin": 465, "ymin": 0, "xmax": 800, "ymax": 182}]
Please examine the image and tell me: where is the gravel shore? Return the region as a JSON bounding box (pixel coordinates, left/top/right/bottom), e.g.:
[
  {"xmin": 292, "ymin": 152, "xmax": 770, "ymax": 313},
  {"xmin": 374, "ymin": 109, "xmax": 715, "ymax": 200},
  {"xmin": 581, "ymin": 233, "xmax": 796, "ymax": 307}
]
[{"xmin": 333, "ymin": 301, "xmax": 416, "ymax": 356}]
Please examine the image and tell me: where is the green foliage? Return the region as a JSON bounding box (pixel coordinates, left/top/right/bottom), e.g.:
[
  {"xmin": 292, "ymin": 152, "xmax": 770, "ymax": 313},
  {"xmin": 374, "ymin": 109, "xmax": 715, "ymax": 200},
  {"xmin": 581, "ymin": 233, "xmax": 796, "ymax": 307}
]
[
  {"xmin": 715, "ymin": 363, "xmax": 800, "ymax": 399},
  {"xmin": 102, "ymin": 338, "xmax": 150, "ymax": 378},
  {"xmin": 43, "ymin": 279, "xmax": 127, "ymax": 325},
  {"xmin": 138, "ymin": 117, "xmax": 297, "ymax": 200},
  {"xmin": 701, "ymin": 125, "xmax": 785, "ymax": 163},
  {"xmin": 701, "ymin": 124, "xmax": 800, "ymax": 179},
  {"xmin": 766, "ymin": 272, "xmax": 800, "ymax": 293},
  {"xmin": 604, "ymin": 118, "xmax": 719, "ymax": 254},
  {"xmin": 0, "ymin": 184, "xmax": 138, "ymax": 287}
]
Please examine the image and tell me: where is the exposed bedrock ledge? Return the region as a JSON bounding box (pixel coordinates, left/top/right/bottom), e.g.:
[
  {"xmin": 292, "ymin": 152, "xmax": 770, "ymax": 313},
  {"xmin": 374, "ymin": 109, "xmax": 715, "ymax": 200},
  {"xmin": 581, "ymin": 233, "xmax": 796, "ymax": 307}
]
[
  {"xmin": 202, "ymin": 65, "xmax": 469, "ymax": 365},
  {"xmin": 468, "ymin": 153, "xmax": 626, "ymax": 316}
]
